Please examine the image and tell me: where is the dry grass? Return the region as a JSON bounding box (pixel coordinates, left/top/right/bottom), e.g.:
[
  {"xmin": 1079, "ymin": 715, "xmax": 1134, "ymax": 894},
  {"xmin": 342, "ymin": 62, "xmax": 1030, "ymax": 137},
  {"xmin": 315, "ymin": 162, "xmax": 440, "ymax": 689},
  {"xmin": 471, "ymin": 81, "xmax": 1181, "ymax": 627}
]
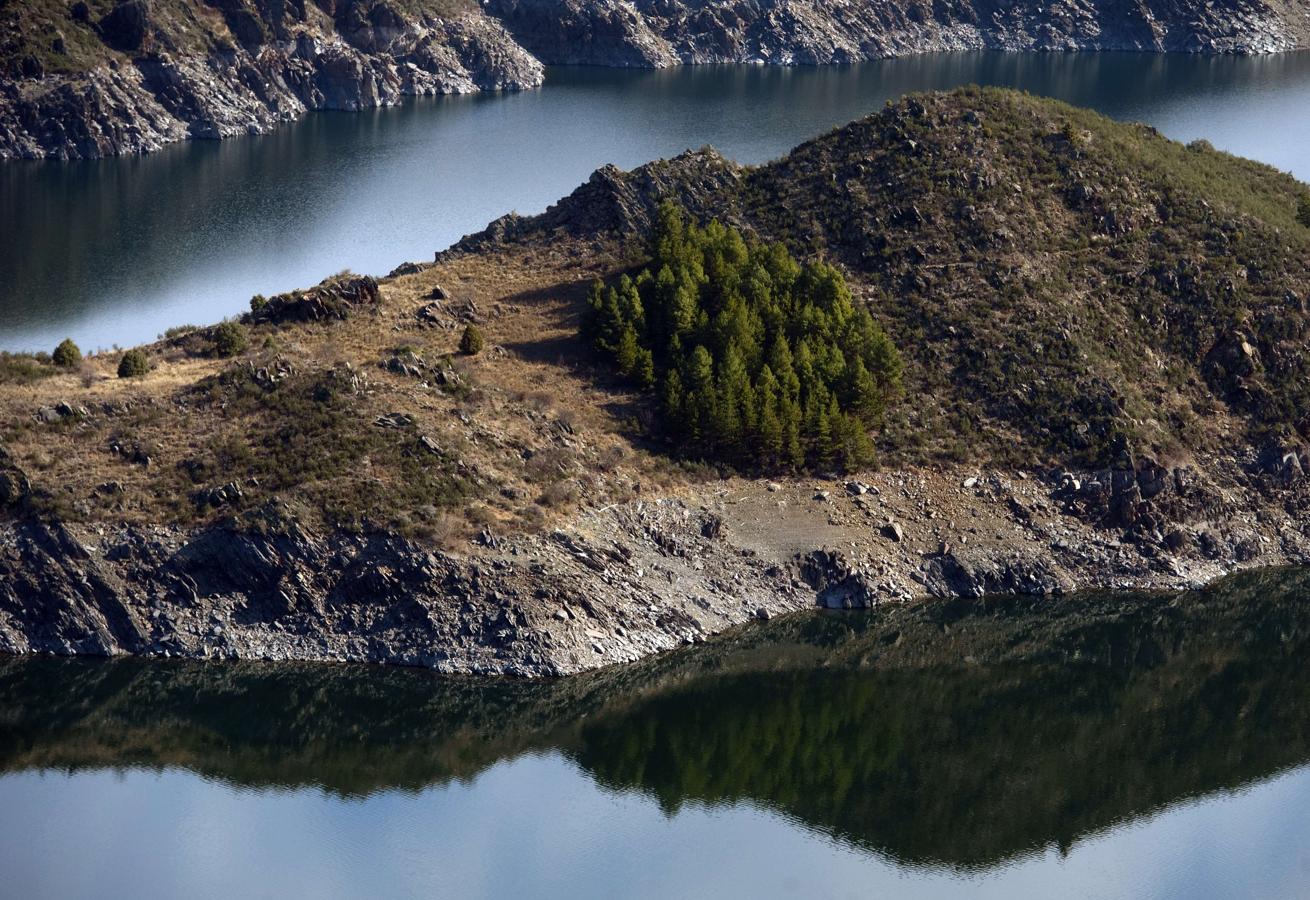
[{"xmin": 0, "ymin": 244, "xmax": 674, "ymax": 543}]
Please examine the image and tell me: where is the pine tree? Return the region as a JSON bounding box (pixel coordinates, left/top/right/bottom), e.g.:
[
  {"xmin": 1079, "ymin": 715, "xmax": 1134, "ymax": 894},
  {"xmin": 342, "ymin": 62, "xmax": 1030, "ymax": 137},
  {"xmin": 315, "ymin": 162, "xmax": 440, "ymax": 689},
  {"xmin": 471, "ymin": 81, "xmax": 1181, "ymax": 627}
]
[
  {"xmin": 635, "ymin": 347, "xmax": 656, "ymax": 389},
  {"xmin": 848, "ymin": 357, "xmax": 881, "ymax": 421},
  {"xmin": 616, "ymin": 325, "xmax": 640, "ymax": 379},
  {"xmin": 756, "ymin": 365, "xmax": 784, "ymax": 463},
  {"xmin": 459, "ymin": 324, "xmax": 485, "ymax": 356},
  {"xmin": 662, "ymin": 368, "xmax": 686, "ymax": 432},
  {"xmin": 685, "ymin": 345, "xmax": 717, "ymax": 441},
  {"xmin": 52, "ymin": 338, "xmax": 81, "ymax": 368}
]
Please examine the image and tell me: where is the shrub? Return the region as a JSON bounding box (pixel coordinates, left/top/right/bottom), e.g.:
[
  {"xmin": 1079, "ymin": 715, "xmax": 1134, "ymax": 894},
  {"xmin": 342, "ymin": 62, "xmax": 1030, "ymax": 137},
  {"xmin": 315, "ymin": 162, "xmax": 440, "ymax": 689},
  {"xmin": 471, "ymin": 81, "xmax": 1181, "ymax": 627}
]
[
  {"xmin": 52, "ymin": 338, "xmax": 81, "ymax": 368},
  {"xmin": 210, "ymin": 321, "xmax": 248, "ymax": 358},
  {"xmin": 582, "ymin": 203, "xmax": 902, "ymax": 471},
  {"xmin": 117, "ymin": 349, "xmax": 150, "ymax": 378},
  {"xmin": 1298, "ymin": 195, "xmax": 1310, "ymax": 229},
  {"xmin": 459, "ymin": 324, "xmax": 485, "ymax": 356},
  {"xmin": 178, "ymin": 366, "xmax": 473, "ymax": 530},
  {"xmin": 249, "ymin": 294, "xmax": 267, "ymax": 313},
  {"xmin": 0, "ymin": 352, "xmax": 55, "ymax": 384}
]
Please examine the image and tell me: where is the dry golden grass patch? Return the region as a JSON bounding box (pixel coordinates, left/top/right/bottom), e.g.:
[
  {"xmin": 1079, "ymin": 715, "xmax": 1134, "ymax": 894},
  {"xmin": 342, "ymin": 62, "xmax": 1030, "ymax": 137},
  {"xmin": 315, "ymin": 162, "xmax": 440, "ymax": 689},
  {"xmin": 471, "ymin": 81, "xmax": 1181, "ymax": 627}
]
[{"xmin": 0, "ymin": 244, "xmax": 694, "ymax": 544}]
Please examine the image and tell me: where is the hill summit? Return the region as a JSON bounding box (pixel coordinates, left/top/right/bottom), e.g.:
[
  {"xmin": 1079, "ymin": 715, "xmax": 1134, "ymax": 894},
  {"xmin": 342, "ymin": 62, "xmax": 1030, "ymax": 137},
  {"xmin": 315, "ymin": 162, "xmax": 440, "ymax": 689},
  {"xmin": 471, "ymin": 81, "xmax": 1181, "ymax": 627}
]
[{"xmin": 488, "ymin": 87, "xmax": 1310, "ymax": 474}]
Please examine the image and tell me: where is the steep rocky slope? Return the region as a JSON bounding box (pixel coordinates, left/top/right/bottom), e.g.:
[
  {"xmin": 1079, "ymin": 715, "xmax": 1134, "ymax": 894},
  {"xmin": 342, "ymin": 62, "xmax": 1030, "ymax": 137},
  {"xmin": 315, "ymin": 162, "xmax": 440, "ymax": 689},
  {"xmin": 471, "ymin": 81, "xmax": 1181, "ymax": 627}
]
[
  {"xmin": 0, "ymin": 0, "xmax": 543, "ymax": 159},
  {"xmin": 4, "ymin": 89, "xmax": 1310, "ymax": 674},
  {"xmin": 4, "ymin": 0, "xmax": 1310, "ymax": 159}
]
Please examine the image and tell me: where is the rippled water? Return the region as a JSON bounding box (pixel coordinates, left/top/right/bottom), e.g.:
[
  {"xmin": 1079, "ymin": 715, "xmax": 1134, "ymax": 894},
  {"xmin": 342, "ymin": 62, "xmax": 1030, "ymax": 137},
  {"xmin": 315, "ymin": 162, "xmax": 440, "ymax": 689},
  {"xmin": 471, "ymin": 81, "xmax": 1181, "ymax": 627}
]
[
  {"xmin": 3, "ymin": 52, "xmax": 1310, "ymax": 351},
  {"xmin": 4, "ymin": 568, "xmax": 1310, "ymax": 898}
]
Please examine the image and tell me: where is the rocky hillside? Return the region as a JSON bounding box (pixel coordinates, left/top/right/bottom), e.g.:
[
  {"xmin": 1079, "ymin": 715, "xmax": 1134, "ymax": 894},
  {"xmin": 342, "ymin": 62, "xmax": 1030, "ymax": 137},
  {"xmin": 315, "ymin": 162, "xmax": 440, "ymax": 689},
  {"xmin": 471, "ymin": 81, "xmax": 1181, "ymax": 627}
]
[
  {"xmin": 4, "ymin": 0, "xmax": 1310, "ymax": 158},
  {"xmin": 0, "ymin": 0, "xmax": 543, "ymax": 158},
  {"xmin": 475, "ymin": 88, "xmax": 1310, "ymax": 477},
  {"xmin": 5, "ymin": 89, "xmax": 1310, "ymax": 675},
  {"xmin": 485, "ymin": 0, "xmax": 1310, "ymax": 66}
]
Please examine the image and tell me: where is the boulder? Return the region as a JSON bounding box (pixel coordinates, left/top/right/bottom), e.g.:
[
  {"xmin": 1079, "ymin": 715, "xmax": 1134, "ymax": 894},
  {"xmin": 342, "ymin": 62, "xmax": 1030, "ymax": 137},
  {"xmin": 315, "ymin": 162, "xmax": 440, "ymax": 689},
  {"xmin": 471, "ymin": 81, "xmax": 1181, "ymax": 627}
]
[
  {"xmin": 98, "ymin": 0, "xmax": 152, "ymax": 52},
  {"xmin": 194, "ymin": 480, "xmax": 249, "ymax": 509},
  {"xmin": 373, "ymin": 412, "xmax": 414, "ymax": 429}
]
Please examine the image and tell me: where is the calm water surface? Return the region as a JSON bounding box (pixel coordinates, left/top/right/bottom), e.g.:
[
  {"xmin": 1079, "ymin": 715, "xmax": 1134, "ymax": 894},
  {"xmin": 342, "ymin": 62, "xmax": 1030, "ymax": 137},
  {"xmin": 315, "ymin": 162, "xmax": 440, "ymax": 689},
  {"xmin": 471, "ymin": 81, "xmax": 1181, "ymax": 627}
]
[
  {"xmin": 4, "ymin": 568, "xmax": 1310, "ymax": 898},
  {"xmin": 4, "ymin": 52, "xmax": 1310, "ymax": 351}
]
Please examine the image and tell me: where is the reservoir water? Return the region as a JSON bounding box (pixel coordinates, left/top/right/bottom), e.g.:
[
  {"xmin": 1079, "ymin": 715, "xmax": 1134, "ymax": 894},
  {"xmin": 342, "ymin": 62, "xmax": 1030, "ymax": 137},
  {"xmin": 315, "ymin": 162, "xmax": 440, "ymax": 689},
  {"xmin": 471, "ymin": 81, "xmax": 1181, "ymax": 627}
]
[
  {"xmin": 3, "ymin": 569, "xmax": 1310, "ymax": 899},
  {"xmin": 4, "ymin": 51, "xmax": 1310, "ymax": 351}
]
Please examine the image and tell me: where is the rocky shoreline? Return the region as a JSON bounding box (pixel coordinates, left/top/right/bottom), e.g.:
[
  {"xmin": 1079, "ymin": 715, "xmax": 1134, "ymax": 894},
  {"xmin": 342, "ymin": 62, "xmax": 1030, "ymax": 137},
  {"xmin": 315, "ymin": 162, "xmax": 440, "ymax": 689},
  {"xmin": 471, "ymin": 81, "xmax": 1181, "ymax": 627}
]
[
  {"xmin": 4, "ymin": 0, "xmax": 1310, "ymax": 160},
  {"xmin": 5, "ymin": 447, "xmax": 1308, "ymax": 676},
  {"xmin": 0, "ymin": 8, "xmax": 543, "ymax": 160}
]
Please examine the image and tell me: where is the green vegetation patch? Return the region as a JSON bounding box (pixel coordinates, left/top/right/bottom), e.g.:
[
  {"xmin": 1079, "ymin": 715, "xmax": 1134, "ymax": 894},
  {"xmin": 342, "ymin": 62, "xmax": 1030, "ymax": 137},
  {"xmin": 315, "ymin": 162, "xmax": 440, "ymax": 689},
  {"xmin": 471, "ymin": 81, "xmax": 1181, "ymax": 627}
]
[
  {"xmin": 175, "ymin": 364, "xmax": 473, "ymax": 532},
  {"xmin": 207, "ymin": 321, "xmax": 249, "ymax": 358},
  {"xmin": 117, "ymin": 349, "xmax": 149, "ymax": 378},
  {"xmin": 0, "ymin": 352, "xmax": 57, "ymax": 385},
  {"xmin": 584, "ymin": 204, "xmax": 902, "ymax": 470},
  {"xmin": 51, "ymin": 339, "xmax": 81, "ymax": 368}
]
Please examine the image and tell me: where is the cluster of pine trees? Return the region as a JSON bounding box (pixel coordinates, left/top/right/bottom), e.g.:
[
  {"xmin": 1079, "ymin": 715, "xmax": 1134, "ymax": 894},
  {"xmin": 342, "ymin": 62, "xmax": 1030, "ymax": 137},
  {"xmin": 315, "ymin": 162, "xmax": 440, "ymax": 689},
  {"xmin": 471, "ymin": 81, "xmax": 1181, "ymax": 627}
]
[{"xmin": 584, "ymin": 204, "xmax": 902, "ymax": 470}]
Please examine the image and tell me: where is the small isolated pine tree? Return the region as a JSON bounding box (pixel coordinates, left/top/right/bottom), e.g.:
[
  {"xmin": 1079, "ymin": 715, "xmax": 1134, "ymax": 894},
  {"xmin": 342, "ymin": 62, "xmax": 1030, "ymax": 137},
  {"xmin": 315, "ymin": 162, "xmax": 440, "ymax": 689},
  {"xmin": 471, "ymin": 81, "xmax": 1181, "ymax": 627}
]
[
  {"xmin": 459, "ymin": 324, "xmax": 485, "ymax": 356},
  {"xmin": 52, "ymin": 338, "xmax": 81, "ymax": 368},
  {"xmin": 117, "ymin": 349, "xmax": 149, "ymax": 379}
]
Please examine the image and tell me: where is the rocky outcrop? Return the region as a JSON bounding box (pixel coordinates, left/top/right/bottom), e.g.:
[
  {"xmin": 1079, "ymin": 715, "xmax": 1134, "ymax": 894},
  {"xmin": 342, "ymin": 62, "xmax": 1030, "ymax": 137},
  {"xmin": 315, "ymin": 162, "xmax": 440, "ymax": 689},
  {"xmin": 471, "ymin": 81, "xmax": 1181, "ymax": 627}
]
[
  {"xmin": 4, "ymin": 0, "xmax": 1309, "ymax": 159},
  {"xmin": 450, "ymin": 148, "xmax": 744, "ymax": 255},
  {"xmin": 247, "ymin": 272, "xmax": 381, "ymax": 324},
  {"xmin": 922, "ymin": 550, "xmax": 1074, "ymax": 598}
]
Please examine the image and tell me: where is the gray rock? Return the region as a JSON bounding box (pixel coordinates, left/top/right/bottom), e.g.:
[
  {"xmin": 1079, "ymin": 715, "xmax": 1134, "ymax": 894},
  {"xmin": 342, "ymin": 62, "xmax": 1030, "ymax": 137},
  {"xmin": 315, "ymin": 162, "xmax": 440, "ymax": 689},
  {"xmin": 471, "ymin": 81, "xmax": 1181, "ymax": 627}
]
[
  {"xmin": 922, "ymin": 550, "xmax": 1073, "ymax": 599},
  {"xmin": 374, "ymin": 412, "xmax": 414, "ymax": 429}
]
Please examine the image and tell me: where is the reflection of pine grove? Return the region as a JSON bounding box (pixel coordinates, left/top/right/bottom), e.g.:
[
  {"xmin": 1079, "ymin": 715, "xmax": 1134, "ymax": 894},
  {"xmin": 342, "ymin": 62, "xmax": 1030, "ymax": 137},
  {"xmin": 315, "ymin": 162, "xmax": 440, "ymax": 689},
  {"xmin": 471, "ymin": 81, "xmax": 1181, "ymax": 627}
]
[
  {"xmin": 5, "ymin": 570, "xmax": 1310, "ymax": 871},
  {"xmin": 584, "ymin": 204, "xmax": 903, "ymax": 470}
]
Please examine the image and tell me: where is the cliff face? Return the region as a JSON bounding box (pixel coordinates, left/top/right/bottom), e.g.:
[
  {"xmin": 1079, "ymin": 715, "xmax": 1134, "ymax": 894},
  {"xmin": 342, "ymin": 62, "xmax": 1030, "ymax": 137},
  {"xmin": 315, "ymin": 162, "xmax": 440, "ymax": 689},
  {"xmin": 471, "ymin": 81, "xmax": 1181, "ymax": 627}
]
[{"xmin": 3, "ymin": 0, "xmax": 1310, "ymax": 159}]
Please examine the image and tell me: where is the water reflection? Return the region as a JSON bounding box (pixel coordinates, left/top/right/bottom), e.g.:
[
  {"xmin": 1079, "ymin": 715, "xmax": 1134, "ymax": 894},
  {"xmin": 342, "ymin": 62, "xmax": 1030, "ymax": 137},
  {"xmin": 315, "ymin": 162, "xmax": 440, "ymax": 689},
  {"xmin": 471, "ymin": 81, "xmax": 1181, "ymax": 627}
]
[
  {"xmin": 3, "ymin": 567, "xmax": 1310, "ymax": 880},
  {"xmin": 4, "ymin": 52, "xmax": 1310, "ymax": 350}
]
